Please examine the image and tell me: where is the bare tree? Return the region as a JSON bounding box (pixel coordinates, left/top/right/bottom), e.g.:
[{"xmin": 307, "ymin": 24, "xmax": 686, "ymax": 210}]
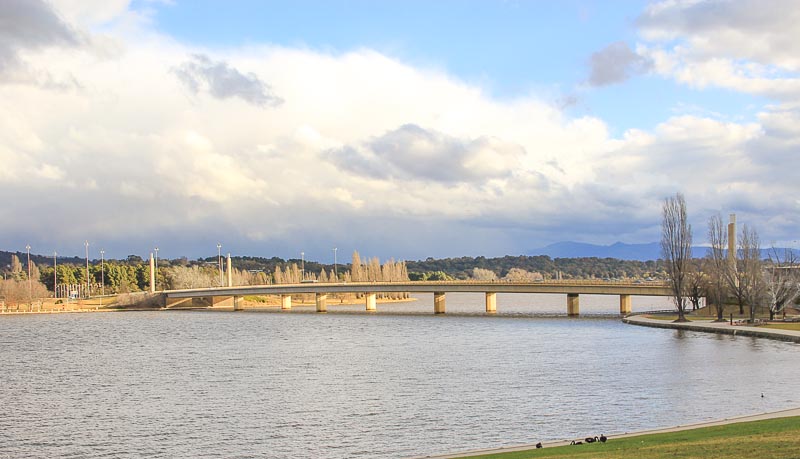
[
  {"xmin": 661, "ymin": 193, "xmax": 692, "ymax": 322},
  {"xmin": 162, "ymin": 265, "xmax": 217, "ymax": 289},
  {"xmin": 739, "ymin": 225, "xmax": 765, "ymax": 322},
  {"xmin": 764, "ymin": 248, "xmax": 798, "ymax": 320},
  {"xmin": 685, "ymin": 259, "xmax": 706, "ymax": 311},
  {"xmin": 0, "ymin": 279, "xmax": 50, "ymax": 307},
  {"xmin": 706, "ymin": 214, "xmax": 730, "ymax": 321}
]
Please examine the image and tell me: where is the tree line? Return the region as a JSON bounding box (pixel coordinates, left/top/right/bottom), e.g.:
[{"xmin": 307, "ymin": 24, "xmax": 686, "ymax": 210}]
[
  {"xmin": 660, "ymin": 193, "xmax": 799, "ymax": 323},
  {"xmin": 0, "ymin": 250, "xmax": 410, "ymax": 305}
]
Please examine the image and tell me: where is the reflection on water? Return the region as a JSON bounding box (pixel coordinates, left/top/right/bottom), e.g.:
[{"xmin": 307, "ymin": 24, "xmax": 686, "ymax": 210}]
[{"xmin": 0, "ymin": 294, "xmax": 796, "ymax": 458}]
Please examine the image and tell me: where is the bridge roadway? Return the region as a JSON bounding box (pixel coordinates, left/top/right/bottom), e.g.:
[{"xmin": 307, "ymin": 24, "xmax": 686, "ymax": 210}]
[{"xmin": 163, "ymin": 280, "xmax": 672, "ymax": 316}]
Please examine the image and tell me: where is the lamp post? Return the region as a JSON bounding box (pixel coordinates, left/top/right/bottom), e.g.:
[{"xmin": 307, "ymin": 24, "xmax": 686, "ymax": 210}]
[
  {"xmin": 100, "ymin": 249, "xmax": 105, "ymax": 297},
  {"xmin": 97, "ymin": 249, "xmax": 105, "ymax": 310},
  {"xmin": 26, "ymin": 245, "xmax": 31, "ymax": 311},
  {"xmin": 53, "ymin": 251, "xmax": 57, "ymax": 299},
  {"xmin": 84, "ymin": 240, "xmax": 90, "ymax": 299},
  {"xmin": 217, "ymin": 243, "xmax": 222, "ymax": 287},
  {"xmin": 333, "ymin": 247, "xmax": 337, "ymax": 282},
  {"xmin": 154, "ymin": 247, "xmax": 159, "ymax": 290},
  {"xmin": 301, "ymin": 251, "xmax": 305, "ymax": 281}
]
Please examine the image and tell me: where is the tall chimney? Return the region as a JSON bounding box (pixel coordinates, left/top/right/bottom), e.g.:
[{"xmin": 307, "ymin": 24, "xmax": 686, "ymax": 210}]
[{"xmin": 727, "ymin": 214, "xmax": 736, "ymax": 262}]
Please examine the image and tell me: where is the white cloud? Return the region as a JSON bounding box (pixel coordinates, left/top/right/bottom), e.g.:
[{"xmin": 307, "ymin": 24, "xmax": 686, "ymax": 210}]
[
  {"xmin": 0, "ymin": 0, "xmax": 798, "ymax": 258},
  {"xmin": 637, "ymin": 0, "xmax": 800, "ymax": 101}
]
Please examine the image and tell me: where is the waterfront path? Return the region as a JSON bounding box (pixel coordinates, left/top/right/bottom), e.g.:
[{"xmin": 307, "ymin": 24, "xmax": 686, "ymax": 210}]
[{"xmin": 623, "ymin": 315, "xmax": 800, "ymax": 343}]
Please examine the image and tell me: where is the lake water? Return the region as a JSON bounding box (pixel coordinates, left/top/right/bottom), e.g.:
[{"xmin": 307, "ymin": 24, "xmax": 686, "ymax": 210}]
[{"xmin": 1, "ymin": 293, "xmax": 798, "ymax": 458}]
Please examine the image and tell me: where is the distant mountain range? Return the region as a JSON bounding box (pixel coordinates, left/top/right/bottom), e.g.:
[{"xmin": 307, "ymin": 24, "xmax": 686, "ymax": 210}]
[
  {"xmin": 528, "ymin": 241, "xmax": 798, "ymax": 262},
  {"xmin": 529, "ymin": 242, "xmax": 662, "ymax": 261}
]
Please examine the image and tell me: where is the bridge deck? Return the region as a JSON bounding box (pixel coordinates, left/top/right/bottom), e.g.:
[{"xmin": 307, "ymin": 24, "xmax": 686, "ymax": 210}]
[{"xmin": 164, "ymin": 281, "xmax": 672, "ymax": 298}]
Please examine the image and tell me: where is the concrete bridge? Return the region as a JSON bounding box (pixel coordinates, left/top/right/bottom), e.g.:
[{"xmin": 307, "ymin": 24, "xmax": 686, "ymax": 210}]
[{"xmin": 160, "ymin": 280, "xmax": 672, "ymax": 316}]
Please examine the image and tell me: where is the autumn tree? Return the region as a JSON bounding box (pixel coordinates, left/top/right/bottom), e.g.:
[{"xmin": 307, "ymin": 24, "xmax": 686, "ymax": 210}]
[
  {"xmin": 472, "ymin": 267, "xmax": 498, "ymax": 281},
  {"xmin": 661, "ymin": 193, "xmax": 692, "ymax": 322},
  {"xmin": 10, "ymin": 254, "xmax": 23, "ymax": 280},
  {"xmin": 502, "ymin": 268, "xmax": 542, "ymax": 282},
  {"xmin": 351, "ymin": 251, "xmax": 364, "ymax": 282}
]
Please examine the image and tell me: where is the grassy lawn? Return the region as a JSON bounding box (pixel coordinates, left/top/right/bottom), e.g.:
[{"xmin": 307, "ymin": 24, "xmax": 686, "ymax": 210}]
[
  {"xmin": 761, "ymin": 323, "xmax": 800, "ymax": 331},
  {"xmin": 642, "ymin": 314, "xmax": 685, "ymax": 321},
  {"xmin": 643, "ymin": 306, "xmax": 779, "ymax": 322},
  {"xmin": 458, "ymin": 416, "xmax": 800, "ymax": 459}
]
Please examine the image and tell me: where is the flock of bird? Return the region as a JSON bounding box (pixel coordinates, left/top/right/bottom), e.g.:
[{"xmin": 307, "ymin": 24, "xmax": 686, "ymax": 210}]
[
  {"xmin": 570, "ymin": 434, "xmax": 608, "ymax": 445},
  {"xmin": 531, "ymin": 433, "xmax": 607, "ymax": 450}
]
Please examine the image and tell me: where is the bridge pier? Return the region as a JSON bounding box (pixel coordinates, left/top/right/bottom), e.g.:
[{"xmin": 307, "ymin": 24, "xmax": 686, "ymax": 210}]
[
  {"xmin": 434, "ymin": 292, "xmax": 446, "ymax": 314},
  {"xmin": 620, "ymin": 294, "xmax": 632, "ymax": 315},
  {"xmin": 281, "ymin": 294, "xmax": 292, "ymax": 310},
  {"xmin": 149, "ymin": 253, "xmax": 156, "ymax": 293},
  {"xmin": 485, "ymin": 292, "xmax": 497, "ymax": 314},
  {"xmin": 567, "ymin": 293, "xmax": 580, "ymax": 316},
  {"xmin": 316, "ymin": 293, "xmax": 328, "ymax": 313},
  {"xmin": 208, "ymin": 296, "xmax": 234, "ymax": 307},
  {"xmin": 227, "ymin": 254, "xmax": 233, "ymax": 287},
  {"xmin": 233, "ymin": 295, "xmax": 243, "ymax": 311},
  {"xmin": 365, "ymin": 293, "xmax": 377, "ymax": 312},
  {"xmin": 165, "ymin": 297, "xmax": 192, "ymax": 308}
]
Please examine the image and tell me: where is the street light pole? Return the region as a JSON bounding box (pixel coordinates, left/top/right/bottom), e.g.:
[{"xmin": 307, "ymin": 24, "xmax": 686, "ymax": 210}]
[
  {"xmin": 217, "ymin": 243, "xmax": 222, "ymax": 287},
  {"xmin": 84, "ymin": 241, "xmax": 90, "ymax": 299},
  {"xmin": 333, "ymin": 247, "xmax": 337, "ymax": 282},
  {"xmin": 26, "ymin": 245, "xmax": 32, "ymax": 311},
  {"xmin": 154, "ymin": 247, "xmax": 159, "ymax": 291},
  {"xmin": 53, "ymin": 251, "xmax": 57, "ymax": 299},
  {"xmin": 98, "ymin": 249, "xmax": 105, "ymax": 310},
  {"xmin": 100, "ymin": 250, "xmax": 105, "ymax": 297}
]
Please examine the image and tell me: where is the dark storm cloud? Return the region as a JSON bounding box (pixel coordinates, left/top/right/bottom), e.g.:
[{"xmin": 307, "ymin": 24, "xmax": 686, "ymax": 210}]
[
  {"xmin": 587, "ymin": 41, "xmax": 652, "ymax": 87},
  {"xmin": 329, "ymin": 124, "xmax": 523, "ymax": 183},
  {"xmin": 0, "ymin": 0, "xmax": 80, "ymax": 75},
  {"xmin": 173, "ymin": 54, "xmax": 283, "ymax": 107}
]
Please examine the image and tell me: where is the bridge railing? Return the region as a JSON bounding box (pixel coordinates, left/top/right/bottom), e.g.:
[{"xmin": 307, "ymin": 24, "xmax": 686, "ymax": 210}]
[{"xmin": 261, "ymin": 279, "xmax": 669, "ymax": 287}]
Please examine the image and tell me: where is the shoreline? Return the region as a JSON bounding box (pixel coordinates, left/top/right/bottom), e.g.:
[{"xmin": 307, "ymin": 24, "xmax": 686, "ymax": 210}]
[
  {"xmin": 623, "ymin": 314, "xmax": 800, "ymax": 343},
  {"xmin": 413, "ymin": 314, "xmax": 800, "ymax": 459},
  {"xmin": 413, "ymin": 407, "xmax": 800, "ymax": 459},
  {"xmin": 0, "ymin": 294, "xmax": 419, "ymax": 315}
]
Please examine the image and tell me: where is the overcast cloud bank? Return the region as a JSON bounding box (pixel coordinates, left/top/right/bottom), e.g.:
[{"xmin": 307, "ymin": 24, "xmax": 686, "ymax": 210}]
[{"xmin": 0, "ymin": 0, "xmax": 798, "ymax": 260}]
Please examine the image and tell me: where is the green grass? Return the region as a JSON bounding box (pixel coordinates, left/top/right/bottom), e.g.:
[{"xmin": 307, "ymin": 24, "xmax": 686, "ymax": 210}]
[
  {"xmin": 642, "ymin": 314, "xmax": 685, "ymax": 321},
  {"xmin": 643, "ymin": 306, "xmax": 778, "ymax": 322},
  {"xmin": 761, "ymin": 323, "xmax": 800, "ymax": 331},
  {"xmin": 457, "ymin": 416, "xmax": 800, "ymax": 459}
]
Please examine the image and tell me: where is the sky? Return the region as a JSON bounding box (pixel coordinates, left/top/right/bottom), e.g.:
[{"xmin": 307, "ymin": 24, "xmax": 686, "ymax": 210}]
[{"xmin": 1, "ymin": 0, "xmax": 799, "ymax": 262}]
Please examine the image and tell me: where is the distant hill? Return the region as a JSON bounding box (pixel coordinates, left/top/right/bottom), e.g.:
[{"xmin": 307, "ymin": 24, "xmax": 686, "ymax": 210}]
[
  {"xmin": 0, "ymin": 250, "xmax": 85, "ymax": 269},
  {"xmin": 529, "ymin": 242, "xmax": 661, "ymax": 261},
  {"xmin": 530, "ymin": 242, "xmax": 713, "ymax": 261},
  {"xmin": 530, "ymin": 241, "xmax": 798, "ymax": 262}
]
